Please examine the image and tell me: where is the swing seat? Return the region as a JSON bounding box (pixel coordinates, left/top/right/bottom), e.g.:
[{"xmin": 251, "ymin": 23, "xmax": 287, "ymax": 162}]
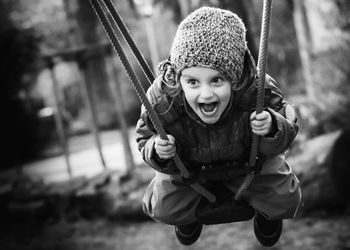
[{"xmin": 196, "ymin": 182, "xmax": 255, "ymax": 225}]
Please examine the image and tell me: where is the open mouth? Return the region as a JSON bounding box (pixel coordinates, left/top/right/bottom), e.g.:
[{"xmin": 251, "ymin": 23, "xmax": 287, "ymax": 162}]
[{"xmin": 199, "ymin": 102, "xmax": 218, "ymax": 114}]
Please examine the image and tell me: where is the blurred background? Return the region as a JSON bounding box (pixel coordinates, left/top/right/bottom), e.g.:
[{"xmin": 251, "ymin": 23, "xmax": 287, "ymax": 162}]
[{"xmin": 0, "ymin": 0, "xmax": 349, "ymax": 249}]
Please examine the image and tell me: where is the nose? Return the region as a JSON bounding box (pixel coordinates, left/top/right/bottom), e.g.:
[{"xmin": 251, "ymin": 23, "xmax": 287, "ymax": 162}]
[{"xmin": 200, "ymin": 84, "xmax": 214, "ymax": 99}]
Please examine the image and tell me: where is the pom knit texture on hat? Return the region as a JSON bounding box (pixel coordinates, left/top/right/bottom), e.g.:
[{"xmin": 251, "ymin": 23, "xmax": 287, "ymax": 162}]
[{"xmin": 170, "ymin": 6, "xmax": 247, "ymax": 87}]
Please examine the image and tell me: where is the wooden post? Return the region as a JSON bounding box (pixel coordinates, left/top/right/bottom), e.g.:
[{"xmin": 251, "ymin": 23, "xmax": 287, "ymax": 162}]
[
  {"xmin": 77, "ymin": 53, "xmax": 107, "ymax": 170},
  {"xmin": 105, "ymin": 56, "xmax": 135, "ymax": 175},
  {"xmin": 63, "ymin": 0, "xmax": 110, "ymax": 171},
  {"xmin": 47, "ymin": 58, "xmax": 73, "ymax": 179}
]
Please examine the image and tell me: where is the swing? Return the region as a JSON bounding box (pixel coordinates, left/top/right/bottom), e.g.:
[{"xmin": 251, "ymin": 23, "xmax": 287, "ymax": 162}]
[{"xmin": 88, "ymin": 0, "xmax": 273, "ymax": 225}]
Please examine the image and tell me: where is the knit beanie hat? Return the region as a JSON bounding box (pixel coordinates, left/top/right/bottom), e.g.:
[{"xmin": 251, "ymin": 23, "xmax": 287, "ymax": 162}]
[{"xmin": 170, "ymin": 6, "xmax": 247, "ymax": 87}]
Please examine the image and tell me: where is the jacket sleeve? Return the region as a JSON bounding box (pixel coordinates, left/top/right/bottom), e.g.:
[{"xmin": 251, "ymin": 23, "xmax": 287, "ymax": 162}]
[
  {"xmin": 135, "ymin": 79, "xmax": 179, "ymax": 174},
  {"xmin": 258, "ymin": 75, "xmax": 299, "ymax": 156}
]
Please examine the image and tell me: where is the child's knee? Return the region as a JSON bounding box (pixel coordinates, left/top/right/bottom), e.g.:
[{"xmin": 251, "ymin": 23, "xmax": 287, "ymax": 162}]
[
  {"xmin": 252, "ymin": 173, "xmax": 302, "ymax": 220},
  {"xmin": 142, "ymin": 190, "xmax": 199, "ymax": 225},
  {"xmin": 143, "ymin": 198, "xmax": 196, "ymax": 225},
  {"xmin": 285, "ymin": 185, "xmax": 302, "ymax": 218},
  {"xmin": 267, "ymin": 185, "xmax": 302, "ymax": 220},
  {"xmin": 276, "ymin": 175, "xmax": 302, "ymax": 219}
]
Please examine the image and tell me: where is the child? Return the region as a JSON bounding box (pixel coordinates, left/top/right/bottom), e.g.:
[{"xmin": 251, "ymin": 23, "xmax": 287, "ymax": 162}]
[{"xmin": 136, "ymin": 6, "xmax": 301, "ymax": 247}]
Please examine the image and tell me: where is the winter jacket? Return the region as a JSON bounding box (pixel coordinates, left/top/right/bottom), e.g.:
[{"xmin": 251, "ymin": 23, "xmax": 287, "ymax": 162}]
[{"xmin": 135, "ymin": 51, "xmax": 298, "ymax": 175}]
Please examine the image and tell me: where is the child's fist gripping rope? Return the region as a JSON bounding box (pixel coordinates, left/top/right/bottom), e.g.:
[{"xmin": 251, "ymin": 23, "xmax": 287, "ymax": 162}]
[
  {"xmin": 154, "ymin": 134, "xmax": 176, "ymax": 160},
  {"xmin": 250, "ymin": 111, "xmax": 273, "ymax": 136}
]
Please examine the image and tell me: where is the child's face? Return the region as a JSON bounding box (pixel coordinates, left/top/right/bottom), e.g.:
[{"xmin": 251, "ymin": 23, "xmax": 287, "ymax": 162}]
[{"xmin": 180, "ymin": 67, "xmax": 231, "ymax": 124}]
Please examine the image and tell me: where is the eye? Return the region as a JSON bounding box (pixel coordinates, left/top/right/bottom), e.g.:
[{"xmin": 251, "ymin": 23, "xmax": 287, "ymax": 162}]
[
  {"xmin": 187, "ymin": 79, "xmax": 199, "ymax": 86},
  {"xmin": 212, "ymin": 77, "xmax": 223, "ymax": 84}
]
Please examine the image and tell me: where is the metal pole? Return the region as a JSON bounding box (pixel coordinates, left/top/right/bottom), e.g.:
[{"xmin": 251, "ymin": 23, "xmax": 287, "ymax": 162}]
[{"xmin": 47, "ymin": 58, "xmax": 73, "ymax": 179}]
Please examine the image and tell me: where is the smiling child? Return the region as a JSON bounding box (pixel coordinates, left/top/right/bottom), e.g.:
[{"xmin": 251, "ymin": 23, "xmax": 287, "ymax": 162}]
[{"xmin": 136, "ymin": 6, "xmax": 301, "ymax": 247}]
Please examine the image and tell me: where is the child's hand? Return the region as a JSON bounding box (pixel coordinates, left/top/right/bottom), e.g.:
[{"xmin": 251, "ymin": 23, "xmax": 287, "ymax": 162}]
[
  {"xmin": 250, "ymin": 111, "xmax": 272, "ymax": 136},
  {"xmin": 154, "ymin": 134, "xmax": 176, "ymax": 160}
]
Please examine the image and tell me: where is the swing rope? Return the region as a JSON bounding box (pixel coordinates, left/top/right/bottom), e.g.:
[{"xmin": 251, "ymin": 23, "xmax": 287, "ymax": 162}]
[
  {"xmin": 100, "ymin": 0, "xmax": 154, "ymax": 85},
  {"xmin": 235, "ymin": 0, "xmax": 273, "ymax": 200},
  {"xmin": 88, "ymin": 0, "xmax": 217, "ymax": 203}
]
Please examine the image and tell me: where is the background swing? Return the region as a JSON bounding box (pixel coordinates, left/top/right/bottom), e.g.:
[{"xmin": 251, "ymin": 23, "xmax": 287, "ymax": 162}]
[{"xmin": 88, "ymin": 0, "xmax": 273, "ymax": 225}]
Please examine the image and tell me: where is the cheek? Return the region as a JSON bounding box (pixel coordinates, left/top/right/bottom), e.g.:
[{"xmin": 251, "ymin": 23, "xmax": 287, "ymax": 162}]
[
  {"xmin": 181, "ymin": 85, "xmax": 196, "ymax": 102},
  {"xmin": 183, "ymin": 90, "xmax": 197, "ymax": 104},
  {"xmin": 218, "ymin": 87, "xmax": 231, "ymax": 105},
  {"xmin": 223, "ymin": 92, "xmax": 231, "ymax": 104}
]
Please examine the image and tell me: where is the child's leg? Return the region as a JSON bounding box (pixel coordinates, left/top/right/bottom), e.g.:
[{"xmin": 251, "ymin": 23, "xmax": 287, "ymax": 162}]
[
  {"xmin": 225, "ymin": 154, "xmax": 302, "ymax": 220},
  {"xmin": 143, "ymin": 171, "xmax": 202, "ymax": 225}
]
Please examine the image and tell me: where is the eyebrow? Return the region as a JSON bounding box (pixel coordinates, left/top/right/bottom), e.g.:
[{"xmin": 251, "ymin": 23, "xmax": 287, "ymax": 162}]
[{"xmin": 180, "ymin": 73, "xmax": 196, "ymax": 78}]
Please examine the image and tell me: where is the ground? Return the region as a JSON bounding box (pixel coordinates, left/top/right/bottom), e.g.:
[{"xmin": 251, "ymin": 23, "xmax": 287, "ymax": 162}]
[
  {"xmin": 1, "ymin": 130, "xmax": 350, "ymax": 250},
  {"xmin": 1, "ymin": 213, "xmax": 349, "ymax": 250}
]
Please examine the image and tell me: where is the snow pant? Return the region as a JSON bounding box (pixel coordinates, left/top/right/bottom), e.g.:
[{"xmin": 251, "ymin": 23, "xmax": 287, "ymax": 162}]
[{"xmin": 142, "ymin": 154, "xmax": 302, "ymax": 226}]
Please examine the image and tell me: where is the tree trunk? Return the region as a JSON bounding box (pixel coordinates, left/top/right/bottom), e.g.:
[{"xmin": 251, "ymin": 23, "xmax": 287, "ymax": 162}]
[
  {"xmin": 291, "ymin": 0, "xmax": 350, "ymax": 136},
  {"xmin": 293, "ymin": 0, "xmax": 350, "ymax": 100},
  {"xmin": 292, "ymin": 0, "xmax": 316, "ymax": 99}
]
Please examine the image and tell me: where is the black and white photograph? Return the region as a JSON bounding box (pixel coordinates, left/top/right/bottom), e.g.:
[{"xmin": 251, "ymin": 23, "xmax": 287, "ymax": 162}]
[{"xmin": 0, "ymin": 0, "xmax": 349, "ymax": 249}]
